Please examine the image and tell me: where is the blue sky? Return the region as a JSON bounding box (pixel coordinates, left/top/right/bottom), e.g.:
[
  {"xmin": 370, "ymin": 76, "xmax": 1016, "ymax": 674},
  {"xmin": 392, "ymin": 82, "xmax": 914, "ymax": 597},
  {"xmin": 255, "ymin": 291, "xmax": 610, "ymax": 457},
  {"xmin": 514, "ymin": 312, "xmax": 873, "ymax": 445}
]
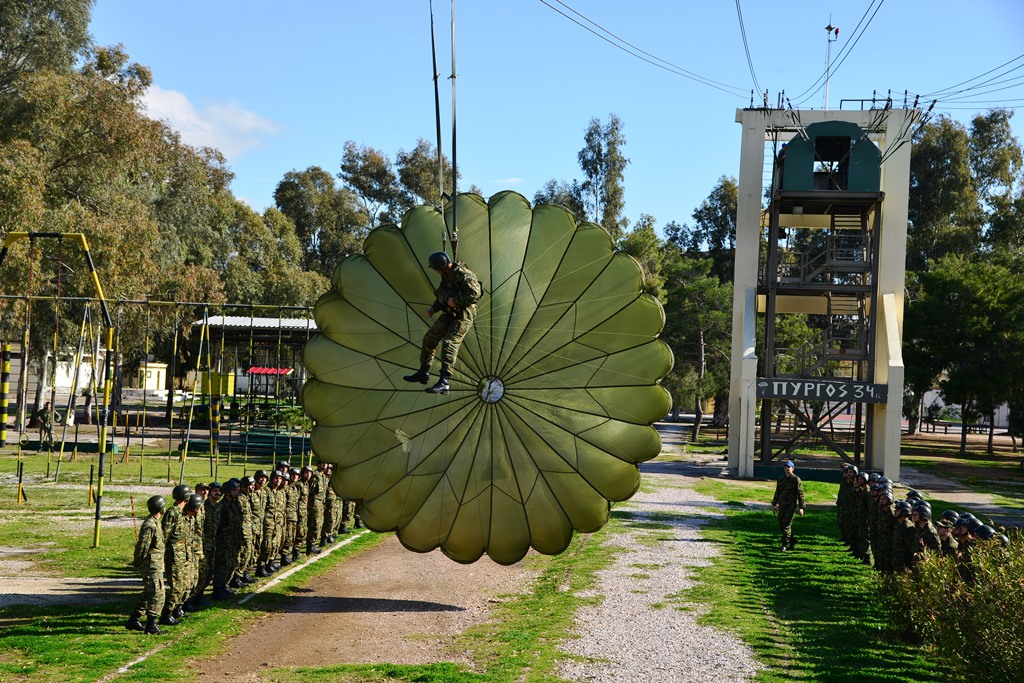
[{"xmin": 90, "ymin": 1, "xmax": 1024, "ymax": 234}]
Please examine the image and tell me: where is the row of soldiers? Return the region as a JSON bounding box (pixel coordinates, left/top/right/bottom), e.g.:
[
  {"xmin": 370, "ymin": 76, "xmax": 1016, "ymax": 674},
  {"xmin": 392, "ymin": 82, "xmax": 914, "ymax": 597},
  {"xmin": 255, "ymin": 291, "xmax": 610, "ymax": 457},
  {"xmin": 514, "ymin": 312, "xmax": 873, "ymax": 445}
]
[
  {"xmin": 835, "ymin": 463, "xmax": 1007, "ymax": 575},
  {"xmin": 127, "ymin": 460, "xmax": 361, "ymax": 634}
]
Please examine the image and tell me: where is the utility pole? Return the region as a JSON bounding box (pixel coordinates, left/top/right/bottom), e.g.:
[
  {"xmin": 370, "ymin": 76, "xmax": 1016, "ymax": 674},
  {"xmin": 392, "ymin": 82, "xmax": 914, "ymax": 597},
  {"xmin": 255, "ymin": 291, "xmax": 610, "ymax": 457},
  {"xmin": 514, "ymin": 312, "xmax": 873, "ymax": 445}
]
[{"xmin": 824, "ymin": 22, "xmax": 840, "ymax": 110}]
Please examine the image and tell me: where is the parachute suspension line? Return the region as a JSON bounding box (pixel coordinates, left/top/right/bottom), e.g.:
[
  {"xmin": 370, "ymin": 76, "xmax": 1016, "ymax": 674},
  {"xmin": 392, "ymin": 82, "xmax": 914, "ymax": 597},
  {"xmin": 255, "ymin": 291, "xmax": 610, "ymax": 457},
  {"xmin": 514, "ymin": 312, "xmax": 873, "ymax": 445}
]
[
  {"xmin": 449, "ymin": 0, "xmax": 459, "ymax": 261},
  {"xmin": 429, "ymin": 0, "xmax": 446, "ymax": 239}
]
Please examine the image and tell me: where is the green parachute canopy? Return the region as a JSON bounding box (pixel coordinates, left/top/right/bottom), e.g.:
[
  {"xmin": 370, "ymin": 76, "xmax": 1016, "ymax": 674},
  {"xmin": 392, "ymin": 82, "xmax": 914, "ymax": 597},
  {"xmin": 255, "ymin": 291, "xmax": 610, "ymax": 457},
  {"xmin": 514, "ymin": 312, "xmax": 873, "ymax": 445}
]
[{"xmin": 302, "ymin": 191, "xmax": 673, "ymax": 564}]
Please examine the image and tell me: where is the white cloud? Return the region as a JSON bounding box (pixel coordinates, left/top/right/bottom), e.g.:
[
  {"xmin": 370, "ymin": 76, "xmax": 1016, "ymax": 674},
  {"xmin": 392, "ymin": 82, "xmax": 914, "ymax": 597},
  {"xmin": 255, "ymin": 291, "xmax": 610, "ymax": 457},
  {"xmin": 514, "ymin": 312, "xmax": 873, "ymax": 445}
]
[
  {"xmin": 495, "ymin": 177, "xmax": 524, "ymax": 185},
  {"xmin": 142, "ymin": 85, "xmax": 282, "ymax": 159}
]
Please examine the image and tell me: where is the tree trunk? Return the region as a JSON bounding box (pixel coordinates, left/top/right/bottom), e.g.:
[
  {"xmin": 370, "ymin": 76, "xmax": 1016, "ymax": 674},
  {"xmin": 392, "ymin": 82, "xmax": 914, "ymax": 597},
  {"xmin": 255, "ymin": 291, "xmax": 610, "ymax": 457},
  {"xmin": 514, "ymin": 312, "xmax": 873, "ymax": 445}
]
[
  {"xmin": 988, "ymin": 412, "xmax": 995, "ymax": 454},
  {"xmin": 960, "ymin": 401, "xmax": 968, "ymax": 457},
  {"xmin": 691, "ymin": 328, "xmax": 705, "ymax": 443}
]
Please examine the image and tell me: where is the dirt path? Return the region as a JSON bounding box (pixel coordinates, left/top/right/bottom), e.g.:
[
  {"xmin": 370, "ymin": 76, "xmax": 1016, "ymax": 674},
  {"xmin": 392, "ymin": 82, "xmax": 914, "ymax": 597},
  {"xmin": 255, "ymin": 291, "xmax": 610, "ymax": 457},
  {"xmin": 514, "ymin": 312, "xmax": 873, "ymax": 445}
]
[{"xmin": 197, "ymin": 535, "xmax": 532, "ymax": 679}]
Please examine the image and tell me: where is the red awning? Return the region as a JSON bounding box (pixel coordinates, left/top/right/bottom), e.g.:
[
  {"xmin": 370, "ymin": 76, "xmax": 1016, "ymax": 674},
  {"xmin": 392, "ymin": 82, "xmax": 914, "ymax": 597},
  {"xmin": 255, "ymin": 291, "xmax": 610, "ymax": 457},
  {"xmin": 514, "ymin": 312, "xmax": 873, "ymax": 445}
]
[{"xmin": 247, "ymin": 367, "xmax": 294, "ymax": 376}]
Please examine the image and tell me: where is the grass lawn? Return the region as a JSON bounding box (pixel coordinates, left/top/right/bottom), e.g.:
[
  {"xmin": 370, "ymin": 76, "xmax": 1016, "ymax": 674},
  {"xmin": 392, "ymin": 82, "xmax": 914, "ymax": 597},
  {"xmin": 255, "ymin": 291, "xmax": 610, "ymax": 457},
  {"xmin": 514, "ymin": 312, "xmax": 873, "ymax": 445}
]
[{"xmin": 688, "ymin": 478, "xmax": 944, "ymax": 682}]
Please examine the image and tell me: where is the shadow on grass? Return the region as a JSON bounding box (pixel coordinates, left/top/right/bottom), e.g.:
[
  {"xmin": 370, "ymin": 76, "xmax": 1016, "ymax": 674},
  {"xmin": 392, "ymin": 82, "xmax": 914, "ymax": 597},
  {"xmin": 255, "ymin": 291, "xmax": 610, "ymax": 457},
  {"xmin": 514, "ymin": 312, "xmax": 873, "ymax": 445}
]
[{"xmin": 697, "ymin": 505, "xmax": 942, "ymax": 681}]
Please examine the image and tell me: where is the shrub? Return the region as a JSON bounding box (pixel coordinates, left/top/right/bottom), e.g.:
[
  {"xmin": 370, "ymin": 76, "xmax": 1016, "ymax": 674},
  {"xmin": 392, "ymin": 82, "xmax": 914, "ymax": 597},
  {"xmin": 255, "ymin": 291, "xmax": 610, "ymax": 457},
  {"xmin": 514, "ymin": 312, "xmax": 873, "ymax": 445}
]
[{"xmin": 884, "ymin": 529, "xmax": 1024, "ymax": 682}]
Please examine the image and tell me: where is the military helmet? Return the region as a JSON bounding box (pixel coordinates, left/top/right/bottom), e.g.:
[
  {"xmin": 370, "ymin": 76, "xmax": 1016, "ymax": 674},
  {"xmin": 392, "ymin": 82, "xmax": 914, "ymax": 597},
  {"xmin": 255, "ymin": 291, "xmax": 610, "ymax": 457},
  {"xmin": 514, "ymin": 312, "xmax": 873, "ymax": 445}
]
[
  {"xmin": 186, "ymin": 493, "xmax": 204, "ymax": 512},
  {"xmin": 841, "ymin": 463, "xmax": 853, "ymax": 471},
  {"xmin": 940, "ymin": 510, "xmax": 960, "ymax": 523},
  {"xmin": 147, "ymin": 495, "xmax": 166, "ymax": 515},
  {"xmin": 428, "ymin": 251, "xmax": 451, "ymax": 269},
  {"xmin": 276, "ymin": 460, "xmax": 290, "ymax": 470},
  {"xmin": 254, "ymin": 469, "xmax": 269, "ymax": 480},
  {"xmin": 914, "ymin": 505, "xmax": 933, "ymax": 521},
  {"xmin": 868, "ymin": 472, "xmax": 881, "ymax": 482},
  {"xmin": 975, "ymin": 524, "xmax": 997, "ymax": 540},
  {"xmin": 856, "ymin": 471, "xmax": 870, "ymax": 482},
  {"xmin": 241, "ymin": 475, "xmax": 255, "ymax": 487},
  {"xmin": 289, "ymin": 468, "xmax": 301, "ymax": 477},
  {"xmin": 906, "ymin": 489, "xmax": 924, "ymax": 501},
  {"xmin": 302, "ymin": 465, "xmax": 314, "ymax": 472},
  {"xmin": 171, "ymin": 484, "xmax": 192, "ymax": 502},
  {"xmin": 849, "ymin": 466, "xmax": 859, "ymax": 475},
  {"xmin": 878, "ymin": 488, "xmax": 894, "ymax": 502},
  {"xmin": 270, "ymin": 469, "xmax": 284, "ymax": 480},
  {"xmin": 223, "ymin": 478, "xmax": 241, "ymax": 492},
  {"xmin": 194, "ymin": 482, "xmax": 209, "ymax": 491},
  {"xmin": 967, "ymin": 519, "xmax": 984, "ymax": 534},
  {"xmin": 895, "ymin": 500, "xmax": 913, "ymax": 515},
  {"xmin": 998, "ymin": 533, "xmax": 1010, "ymax": 547},
  {"xmin": 209, "ymin": 481, "xmax": 222, "ymax": 491}
]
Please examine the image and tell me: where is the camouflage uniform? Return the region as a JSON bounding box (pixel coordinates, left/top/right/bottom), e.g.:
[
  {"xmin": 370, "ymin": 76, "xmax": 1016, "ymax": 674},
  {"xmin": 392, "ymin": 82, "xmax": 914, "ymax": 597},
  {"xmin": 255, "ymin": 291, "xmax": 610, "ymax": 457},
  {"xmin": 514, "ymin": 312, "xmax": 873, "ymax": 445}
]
[
  {"xmin": 186, "ymin": 506, "xmax": 203, "ymax": 601},
  {"xmin": 248, "ymin": 484, "xmax": 267, "ymax": 573},
  {"xmin": 133, "ymin": 514, "xmax": 166, "ymax": 618},
  {"xmin": 867, "ymin": 489, "xmax": 880, "ymax": 560},
  {"xmin": 214, "ymin": 495, "xmax": 244, "ymax": 590},
  {"xmin": 161, "ymin": 504, "xmax": 190, "ymax": 613},
  {"xmin": 853, "ymin": 485, "xmax": 872, "ymax": 562},
  {"xmin": 940, "ymin": 531, "xmax": 960, "ymax": 557},
  {"xmin": 235, "ymin": 488, "xmax": 253, "ymax": 582},
  {"xmin": 341, "ymin": 498, "xmax": 362, "ymax": 532},
  {"xmin": 323, "ymin": 482, "xmax": 337, "ymax": 543},
  {"xmin": 419, "ymin": 262, "xmax": 482, "ymax": 376},
  {"xmin": 836, "ymin": 475, "xmax": 853, "ymax": 544},
  {"xmin": 271, "ymin": 485, "xmax": 286, "ymax": 560},
  {"xmin": 259, "ymin": 483, "xmax": 279, "ymax": 568},
  {"xmin": 914, "ymin": 520, "xmax": 941, "ymax": 565},
  {"xmin": 282, "ymin": 479, "xmax": 300, "ymax": 561},
  {"xmin": 195, "ymin": 497, "xmax": 219, "ymax": 596},
  {"xmin": 294, "ymin": 476, "xmax": 309, "ymax": 555},
  {"xmin": 306, "ymin": 468, "xmax": 326, "ymax": 553},
  {"xmin": 892, "ymin": 516, "xmax": 917, "ymax": 571},
  {"xmin": 874, "ymin": 502, "xmax": 896, "ymax": 573},
  {"xmin": 771, "ymin": 471, "xmax": 804, "ymax": 548}
]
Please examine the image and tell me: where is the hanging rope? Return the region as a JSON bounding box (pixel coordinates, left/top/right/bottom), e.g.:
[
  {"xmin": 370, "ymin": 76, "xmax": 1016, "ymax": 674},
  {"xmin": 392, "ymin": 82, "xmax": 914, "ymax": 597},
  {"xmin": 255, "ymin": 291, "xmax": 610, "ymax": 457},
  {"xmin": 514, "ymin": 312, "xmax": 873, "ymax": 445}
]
[
  {"xmin": 449, "ymin": 0, "xmax": 459, "ymax": 261},
  {"xmin": 429, "ymin": 0, "xmax": 445, "ymax": 224}
]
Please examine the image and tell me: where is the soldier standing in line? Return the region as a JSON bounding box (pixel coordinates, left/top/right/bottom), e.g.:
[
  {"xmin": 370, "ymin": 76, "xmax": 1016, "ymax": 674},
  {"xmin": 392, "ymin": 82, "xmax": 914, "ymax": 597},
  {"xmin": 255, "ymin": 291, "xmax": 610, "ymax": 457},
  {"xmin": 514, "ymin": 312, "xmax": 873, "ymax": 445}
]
[
  {"xmin": 306, "ymin": 461, "xmax": 326, "ymax": 555},
  {"xmin": 213, "ymin": 479, "xmax": 244, "ymax": 600},
  {"xmin": 282, "ymin": 468, "xmax": 301, "ymax": 566},
  {"xmin": 891, "ymin": 500, "xmax": 917, "ymax": 572},
  {"xmin": 181, "ymin": 493, "xmax": 205, "ymax": 613},
  {"xmin": 911, "ymin": 503, "xmax": 940, "ymax": 567},
  {"xmin": 936, "ymin": 518, "xmax": 959, "ymax": 557},
  {"xmin": 402, "ymin": 251, "xmax": 482, "ymax": 395},
  {"xmin": 191, "ymin": 482, "xmax": 220, "ymax": 607},
  {"xmin": 873, "ymin": 487, "xmax": 896, "ymax": 573},
  {"xmin": 270, "ymin": 470, "xmax": 287, "ymax": 571},
  {"xmin": 127, "ymin": 495, "xmax": 167, "ymax": 635},
  {"xmin": 771, "ymin": 460, "xmax": 805, "ymax": 552},
  {"xmin": 294, "ymin": 466, "xmax": 311, "ymax": 562},
  {"xmin": 323, "ymin": 463, "xmax": 337, "ymax": 546},
  {"xmin": 233, "ymin": 476, "xmax": 256, "ymax": 587},
  {"xmin": 160, "ymin": 484, "xmax": 192, "ymax": 626},
  {"xmin": 249, "ymin": 470, "xmax": 269, "ymax": 577},
  {"xmin": 852, "ymin": 471, "xmax": 872, "ymax": 564},
  {"xmin": 840, "ymin": 466, "xmax": 859, "ymax": 547},
  {"xmin": 258, "ymin": 470, "xmax": 281, "ymax": 576}
]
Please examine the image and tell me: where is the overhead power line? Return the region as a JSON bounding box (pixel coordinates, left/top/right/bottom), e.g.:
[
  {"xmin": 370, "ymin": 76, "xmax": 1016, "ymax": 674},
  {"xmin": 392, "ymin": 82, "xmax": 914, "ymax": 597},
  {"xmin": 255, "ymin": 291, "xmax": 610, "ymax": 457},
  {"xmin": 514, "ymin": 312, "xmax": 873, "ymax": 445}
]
[
  {"xmin": 538, "ymin": 0, "xmax": 748, "ymax": 97},
  {"xmin": 792, "ymin": 0, "xmax": 887, "ymax": 106},
  {"xmin": 734, "ymin": 0, "xmax": 762, "ymax": 95},
  {"xmin": 924, "ymin": 52, "xmax": 1024, "ymax": 99}
]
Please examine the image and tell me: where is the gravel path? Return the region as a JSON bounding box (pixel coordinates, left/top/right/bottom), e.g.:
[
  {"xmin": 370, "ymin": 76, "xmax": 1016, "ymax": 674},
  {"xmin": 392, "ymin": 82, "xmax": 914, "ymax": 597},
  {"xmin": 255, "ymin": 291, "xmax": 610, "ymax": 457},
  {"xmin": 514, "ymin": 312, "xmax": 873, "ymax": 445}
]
[{"xmin": 558, "ymin": 471, "xmax": 762, "ymax": 683}]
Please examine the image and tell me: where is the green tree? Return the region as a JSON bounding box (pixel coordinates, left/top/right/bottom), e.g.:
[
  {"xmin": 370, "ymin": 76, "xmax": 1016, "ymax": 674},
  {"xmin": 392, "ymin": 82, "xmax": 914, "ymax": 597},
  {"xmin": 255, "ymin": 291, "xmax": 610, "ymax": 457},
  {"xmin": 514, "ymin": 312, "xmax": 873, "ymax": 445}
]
[
  {"xmin": 661, "ymin": 251, "xmax": 732, "ymax": 439},
  {"xmin": 617, "ymin": 213, "xmax": 665, "ymax": 299},
  {"xmin": 395, "ymin": 137, "xmax": 456, "ymax": 208},
  {"xmin": 273, "ymin": 165, "xmax": 364, "ymax": 277},
  {"xmin": 0, "ymin": 0, "xmax": 94, "ymax": 94},
  {"xmin": 685, "ymin": 176, "xmax": 738, "ymax": 283},
  {"xmin": 338, "ymin": 140, "xmax": 401, "ymax": 229},
  {"xmin": 533, "ymin": 178, "xmax": 585, "ymax": 221},
  {"xmin": 578, "ymin": 114, "xmax": 629, "ymax": 240}
]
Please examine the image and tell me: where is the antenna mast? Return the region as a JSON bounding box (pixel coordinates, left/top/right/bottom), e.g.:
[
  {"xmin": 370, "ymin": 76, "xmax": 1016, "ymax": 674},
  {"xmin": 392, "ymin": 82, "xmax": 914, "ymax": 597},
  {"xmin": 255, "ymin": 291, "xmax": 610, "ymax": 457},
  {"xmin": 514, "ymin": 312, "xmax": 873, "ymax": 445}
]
[{"xmin": 824, "ymin": 21, "xmax": 839, "ymax": 110}]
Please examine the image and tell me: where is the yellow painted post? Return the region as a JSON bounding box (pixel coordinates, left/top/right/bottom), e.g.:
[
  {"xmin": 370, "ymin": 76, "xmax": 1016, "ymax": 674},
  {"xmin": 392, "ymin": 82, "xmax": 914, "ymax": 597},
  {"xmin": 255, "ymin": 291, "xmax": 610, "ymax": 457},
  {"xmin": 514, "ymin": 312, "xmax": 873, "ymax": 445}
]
[{"xmin": 1, "ymin": 343, "xmax": 10, "ymax": 446}]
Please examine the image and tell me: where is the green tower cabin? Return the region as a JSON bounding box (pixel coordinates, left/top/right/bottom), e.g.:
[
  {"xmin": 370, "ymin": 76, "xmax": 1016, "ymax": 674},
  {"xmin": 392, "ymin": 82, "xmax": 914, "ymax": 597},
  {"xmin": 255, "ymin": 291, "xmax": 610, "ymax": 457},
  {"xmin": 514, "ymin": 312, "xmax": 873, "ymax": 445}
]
[{"xmin": 729, "ymin": 109, "xmax": 917, "ymax": 481}]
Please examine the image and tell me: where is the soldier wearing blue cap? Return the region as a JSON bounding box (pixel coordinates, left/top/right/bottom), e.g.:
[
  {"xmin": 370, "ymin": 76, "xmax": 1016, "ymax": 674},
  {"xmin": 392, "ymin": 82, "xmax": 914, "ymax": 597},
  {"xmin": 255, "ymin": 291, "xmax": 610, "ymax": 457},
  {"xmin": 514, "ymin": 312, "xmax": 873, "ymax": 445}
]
[{"xmin": 771, "ymin": 460, "xmax": 805, "ymax": 551}]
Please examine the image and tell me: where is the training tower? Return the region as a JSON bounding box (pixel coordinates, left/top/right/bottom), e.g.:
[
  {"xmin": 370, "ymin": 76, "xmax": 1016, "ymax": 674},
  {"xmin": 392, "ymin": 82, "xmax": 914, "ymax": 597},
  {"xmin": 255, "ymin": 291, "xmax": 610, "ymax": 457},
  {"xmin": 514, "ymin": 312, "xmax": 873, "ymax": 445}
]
[{"xmin": 728, "ymin": 107, "xmax": 915, "ymax": 480}]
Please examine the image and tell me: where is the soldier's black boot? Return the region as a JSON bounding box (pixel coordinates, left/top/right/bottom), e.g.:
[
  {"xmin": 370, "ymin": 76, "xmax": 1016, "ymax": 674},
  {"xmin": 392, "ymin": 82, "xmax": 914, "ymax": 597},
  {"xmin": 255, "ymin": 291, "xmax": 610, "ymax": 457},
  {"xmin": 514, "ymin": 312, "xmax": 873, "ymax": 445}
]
[
  {"xmin": 126, "ymin": 610, "xmax": 144, "ymax": 631},
  {"xmin": 280, "ymin": 554, "xmax": 292, "ymax": 567},
  {"xmin": 788, "ymin": 537, "xmax": 796, "ymax": 551},
  {"xmin": 144, "ymin": 616, "xmax": 162, "ymax": 635},
  {"xmin": 292, "ymin": 549, "xmax": 300, "ymax": 563},
  {"xmin": 339, "ymin": 525, "xmax": 349, "ymax": 535},
  {"xmin": 403, "ymin": 367, "xmax": 430, "ymax": 384},
  {"xmin": 242, "ymin": 572, "xmax": 258, "ymax": 584},
  {"xmin": 229, "ymin": 576, "xmax": 244, "ymax": 589},
  {"xmin": 212, "ymin": 585, "xmax": 233, "ymax": 601},
  {"xmin": 159, "ymin": 608, "xmax": 178, "ymax": 626},
  {"xmin": 425, "ymin": 372, "xmax": 451, "ymax": 395},
  {"xmin": 255, "ymin": 565, "xmax": 268, "ymax": 578},
  {"xmin": 172, "ymin": 605, "xmax": 186, "ymax": 620},
  {"xmin": 354, "ymin": 518, "xmax": 362, "ymax": 529}
]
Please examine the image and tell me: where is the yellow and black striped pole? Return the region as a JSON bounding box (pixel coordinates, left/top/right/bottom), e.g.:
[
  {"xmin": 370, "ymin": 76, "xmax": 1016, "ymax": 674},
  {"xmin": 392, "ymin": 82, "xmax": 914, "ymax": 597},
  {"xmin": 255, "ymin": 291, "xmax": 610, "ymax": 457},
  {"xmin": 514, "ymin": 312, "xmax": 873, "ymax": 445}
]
[{"xmin": 1, "ymin": 342, "xmax": 10, "ymax": 446}]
